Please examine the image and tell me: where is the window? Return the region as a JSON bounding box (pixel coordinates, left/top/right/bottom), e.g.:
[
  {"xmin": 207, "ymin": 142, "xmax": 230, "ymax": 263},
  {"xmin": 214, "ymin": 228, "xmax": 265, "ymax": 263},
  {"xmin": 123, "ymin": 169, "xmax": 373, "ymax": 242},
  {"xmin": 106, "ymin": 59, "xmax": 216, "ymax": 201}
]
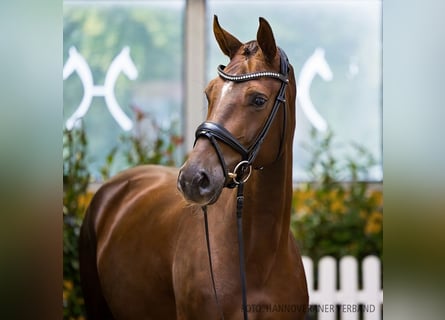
[
  {"xmin": 64, "ymin": 0, "xmax": 382, "ymax": 182},
  {"xmin": 63, "ymin": 0, "xmax": 185, "ymax": 179}
]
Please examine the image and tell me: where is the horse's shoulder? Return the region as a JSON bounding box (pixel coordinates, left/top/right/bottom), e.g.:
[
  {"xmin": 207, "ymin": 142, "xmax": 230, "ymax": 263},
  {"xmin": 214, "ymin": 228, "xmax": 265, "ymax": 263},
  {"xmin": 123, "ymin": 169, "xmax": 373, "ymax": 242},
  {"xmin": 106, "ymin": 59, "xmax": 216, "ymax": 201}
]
[
  {"xmin": 106, "ymin": 164, "xmax": 179, "ymax": 184},
  {"xmin": 89, "ymin": 165, "xmax": 183, "ymax": 231}
]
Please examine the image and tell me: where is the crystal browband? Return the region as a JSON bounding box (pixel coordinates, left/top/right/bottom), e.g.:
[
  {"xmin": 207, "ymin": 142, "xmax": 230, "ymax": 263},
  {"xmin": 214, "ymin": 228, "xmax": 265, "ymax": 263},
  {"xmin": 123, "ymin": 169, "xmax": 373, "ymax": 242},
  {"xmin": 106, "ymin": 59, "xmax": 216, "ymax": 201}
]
[{"xmin": 217, "ymin": 65, "xmax": 288, "ymax": 83}]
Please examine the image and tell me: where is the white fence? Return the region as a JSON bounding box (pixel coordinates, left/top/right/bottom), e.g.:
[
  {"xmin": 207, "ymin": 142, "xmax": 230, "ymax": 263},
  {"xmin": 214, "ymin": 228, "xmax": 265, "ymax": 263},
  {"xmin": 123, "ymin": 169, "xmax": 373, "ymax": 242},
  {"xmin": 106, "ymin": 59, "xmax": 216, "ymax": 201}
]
[{"xmin": 302, "ymin": 256, "xmax": 383, "ymax": 320}]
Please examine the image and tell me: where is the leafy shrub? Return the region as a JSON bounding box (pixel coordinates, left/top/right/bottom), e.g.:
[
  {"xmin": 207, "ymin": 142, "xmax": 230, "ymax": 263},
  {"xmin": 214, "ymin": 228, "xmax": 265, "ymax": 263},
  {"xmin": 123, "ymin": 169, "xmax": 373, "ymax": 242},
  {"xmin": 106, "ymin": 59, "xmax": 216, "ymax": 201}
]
[
  {"xmin": 99, "ymin": 106, "xmax": 184, "ymax": 180},
  {"xmin": 291, "ymin": 129, "xmax": 383, "ymax": 262},
  {"xmin": 63, "ymin": 124, "xmax": 90, "ymax": 319}
]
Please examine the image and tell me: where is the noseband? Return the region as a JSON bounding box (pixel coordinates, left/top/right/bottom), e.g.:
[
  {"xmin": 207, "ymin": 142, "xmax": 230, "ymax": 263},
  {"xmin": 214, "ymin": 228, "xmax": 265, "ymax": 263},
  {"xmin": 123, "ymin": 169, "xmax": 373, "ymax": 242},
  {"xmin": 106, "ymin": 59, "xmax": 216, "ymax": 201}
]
[
  {"xmin": 195, "ymin": 48, "xmax": 290, "ymax": 188},
  {"xmin": 195, "ymin": 48, "xmax": 290, "ymax": 320}
]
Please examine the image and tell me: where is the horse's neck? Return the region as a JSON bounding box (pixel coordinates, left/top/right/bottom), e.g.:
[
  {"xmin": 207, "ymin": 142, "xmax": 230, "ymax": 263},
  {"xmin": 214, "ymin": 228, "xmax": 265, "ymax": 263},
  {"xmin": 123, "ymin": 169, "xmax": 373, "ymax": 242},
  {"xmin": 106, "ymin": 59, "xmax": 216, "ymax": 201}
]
[
  {"xmin": 68, "ymin": 54, "xmax": 94, "ymax": 87},
  {"xmin": 298, "ymin": 63, "xmax": 316, "ymax": 92},
  {"xmin": 104, "ymin": 59, "xmax": 120, "ymax": 87},
  {"xmin": 243, "ymin": 150, "xmax": 293, "ymax": 261},
  {"xmin": 105, "ymin": 55, "xmax": 130, "ymax": 87}
]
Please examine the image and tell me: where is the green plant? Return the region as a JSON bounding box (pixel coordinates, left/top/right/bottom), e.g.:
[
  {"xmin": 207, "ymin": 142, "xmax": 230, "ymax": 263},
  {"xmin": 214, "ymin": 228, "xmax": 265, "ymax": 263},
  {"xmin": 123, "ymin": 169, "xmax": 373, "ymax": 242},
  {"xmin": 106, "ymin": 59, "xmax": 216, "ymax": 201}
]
[
  {"xmin": 99, "ymin": 107, "xmax": 184, "ymax": 181},
  {"xmin": 63, "ymin": 124, "xmax": 90, "ymax": 319},
  {"xmin": 291, "ymin": 129, "xmax": 382, "ymax": 262}
]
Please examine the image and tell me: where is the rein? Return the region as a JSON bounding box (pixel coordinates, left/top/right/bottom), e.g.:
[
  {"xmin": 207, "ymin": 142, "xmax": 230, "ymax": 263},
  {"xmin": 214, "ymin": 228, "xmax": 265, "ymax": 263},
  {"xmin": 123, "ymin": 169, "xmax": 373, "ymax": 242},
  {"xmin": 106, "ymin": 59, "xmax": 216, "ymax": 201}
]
[{"xmin": 197, "ymin": 48, "xmax": 290, "ymax": 320}]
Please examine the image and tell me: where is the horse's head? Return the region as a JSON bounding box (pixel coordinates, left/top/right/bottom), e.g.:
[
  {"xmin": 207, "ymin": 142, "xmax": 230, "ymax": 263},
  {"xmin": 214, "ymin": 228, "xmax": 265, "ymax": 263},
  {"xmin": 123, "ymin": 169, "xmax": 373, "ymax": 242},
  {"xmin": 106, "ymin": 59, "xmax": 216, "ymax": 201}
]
[
  {"xmin": 115, "ymin": 47, "xmax": 138, "ymax": 80},
  {"xmin": 178, "ymin": 16, "xmax": 296, "ymax": 206},
  {"xmin": 312, "ymin": 48, "xmax": 333, "ymax": 81},
  {"xmin": 63, "ymin": 47, "xmax": 81, "ymax": 80}
]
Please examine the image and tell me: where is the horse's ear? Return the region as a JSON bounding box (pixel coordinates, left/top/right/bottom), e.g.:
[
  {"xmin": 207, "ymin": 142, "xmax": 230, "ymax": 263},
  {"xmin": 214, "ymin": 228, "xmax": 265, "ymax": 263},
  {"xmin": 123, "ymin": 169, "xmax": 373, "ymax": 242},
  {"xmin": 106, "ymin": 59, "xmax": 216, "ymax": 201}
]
[
  {"xmin": 257, "ymin": 17, "xmax": 277, "ymax": 64},
  {"xmin": 213, "ymin": 15, "xmax": 243, "ymax": 59}
]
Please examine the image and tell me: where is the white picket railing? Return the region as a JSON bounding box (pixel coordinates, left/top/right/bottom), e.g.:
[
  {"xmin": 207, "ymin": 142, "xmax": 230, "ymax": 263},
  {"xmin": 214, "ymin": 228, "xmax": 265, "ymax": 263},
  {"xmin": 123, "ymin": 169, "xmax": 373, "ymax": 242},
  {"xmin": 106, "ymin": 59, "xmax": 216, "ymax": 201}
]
[{"xmin": 302, "ymin": 256, "xmax": 383, "ymax": 320}]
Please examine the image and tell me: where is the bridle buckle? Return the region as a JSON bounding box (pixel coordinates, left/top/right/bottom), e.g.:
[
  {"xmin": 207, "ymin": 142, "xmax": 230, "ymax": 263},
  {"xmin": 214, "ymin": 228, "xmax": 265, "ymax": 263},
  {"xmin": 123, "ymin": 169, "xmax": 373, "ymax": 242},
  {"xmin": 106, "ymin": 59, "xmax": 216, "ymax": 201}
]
[{"xmin": 228, "ymin": 160, "xmax": 252, "ymax": 185}]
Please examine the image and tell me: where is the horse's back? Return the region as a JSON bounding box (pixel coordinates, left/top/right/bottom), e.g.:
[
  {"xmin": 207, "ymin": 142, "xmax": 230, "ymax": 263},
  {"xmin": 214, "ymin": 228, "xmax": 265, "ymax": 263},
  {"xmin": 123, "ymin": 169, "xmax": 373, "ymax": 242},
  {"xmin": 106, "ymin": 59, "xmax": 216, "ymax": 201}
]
[{"xmin": 80, "ymin": 165, "xmax": 187, "ymax": 319}]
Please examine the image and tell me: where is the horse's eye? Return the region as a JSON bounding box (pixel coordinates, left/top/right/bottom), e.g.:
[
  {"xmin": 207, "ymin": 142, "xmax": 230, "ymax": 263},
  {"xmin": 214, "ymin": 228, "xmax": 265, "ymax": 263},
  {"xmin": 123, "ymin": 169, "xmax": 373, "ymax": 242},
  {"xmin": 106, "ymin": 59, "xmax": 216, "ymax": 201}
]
[{"xmin": 252, "ymin": 96, "xmax": 267, "ymax": 107}]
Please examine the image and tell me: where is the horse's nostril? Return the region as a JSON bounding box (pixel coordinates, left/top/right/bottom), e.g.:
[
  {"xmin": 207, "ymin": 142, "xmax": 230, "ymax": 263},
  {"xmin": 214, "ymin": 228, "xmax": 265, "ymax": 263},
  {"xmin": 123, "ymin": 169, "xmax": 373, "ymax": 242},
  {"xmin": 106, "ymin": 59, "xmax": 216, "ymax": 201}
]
[
  {"xmin": 178, "ymin": 165, "xmax": 223, "ymax": 205},
  {"xmin": 197, "ymin": 171, "xmax": 210, "ymax": 190}
]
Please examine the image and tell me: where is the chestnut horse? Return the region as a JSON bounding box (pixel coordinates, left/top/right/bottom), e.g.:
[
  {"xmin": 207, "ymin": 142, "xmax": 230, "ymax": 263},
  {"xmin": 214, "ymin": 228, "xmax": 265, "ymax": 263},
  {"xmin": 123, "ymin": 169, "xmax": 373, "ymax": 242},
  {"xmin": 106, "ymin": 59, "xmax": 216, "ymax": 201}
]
[{"xmin": 79, "ymin": 16, "xmax": 308, "ymax": 319}]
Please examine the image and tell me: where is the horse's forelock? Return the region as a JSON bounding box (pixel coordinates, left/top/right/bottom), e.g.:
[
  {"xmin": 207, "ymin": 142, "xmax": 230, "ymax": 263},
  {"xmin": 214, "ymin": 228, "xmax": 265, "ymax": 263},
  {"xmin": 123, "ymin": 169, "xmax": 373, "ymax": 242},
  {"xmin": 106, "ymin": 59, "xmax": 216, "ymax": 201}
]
[
  {"xmin": 225, "ymin": 40, "xmax": 278, "ymax": 75},
  {"xmin": 242, "ymin": 41, "xmax": 259, "ymax": 57}
]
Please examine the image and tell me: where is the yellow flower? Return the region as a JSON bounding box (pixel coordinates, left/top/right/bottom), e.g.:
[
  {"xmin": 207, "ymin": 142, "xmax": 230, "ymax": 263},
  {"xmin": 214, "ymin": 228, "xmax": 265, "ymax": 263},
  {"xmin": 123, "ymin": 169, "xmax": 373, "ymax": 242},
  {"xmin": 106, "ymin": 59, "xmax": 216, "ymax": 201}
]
[
  {"xmin": 365, "ymin": 211, "xmax": 383, "ymax": 234},
  {"xmin": 78, "ymin": 192, "xmax": 94, "ymax": 211},
  {"xmin": 64, "ymin": 280, "xmax": 73, "ymax": 291},
  {"xmin": 369, "ymin": 189, "xmax": 383, "ymax": 207},
  {"xmin": 293, "ymin": 189, "xmax": 316, "ymax": 215},
  {"xmin": 331, "ymin": 198, "xmax": 346, "ymax": 214}
]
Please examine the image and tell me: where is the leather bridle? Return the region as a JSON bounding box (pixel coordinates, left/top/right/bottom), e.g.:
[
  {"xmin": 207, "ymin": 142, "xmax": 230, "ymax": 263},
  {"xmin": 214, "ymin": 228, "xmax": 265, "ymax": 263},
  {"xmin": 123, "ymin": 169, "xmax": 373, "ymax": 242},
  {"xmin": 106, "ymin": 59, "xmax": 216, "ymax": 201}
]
[
  {"xmin": 195, "ymin": 48, "xmax": 290, "ymax": 320},
  {"xmin": 195, "ymin": 48, "xmax": 289, "ymax": 188}
]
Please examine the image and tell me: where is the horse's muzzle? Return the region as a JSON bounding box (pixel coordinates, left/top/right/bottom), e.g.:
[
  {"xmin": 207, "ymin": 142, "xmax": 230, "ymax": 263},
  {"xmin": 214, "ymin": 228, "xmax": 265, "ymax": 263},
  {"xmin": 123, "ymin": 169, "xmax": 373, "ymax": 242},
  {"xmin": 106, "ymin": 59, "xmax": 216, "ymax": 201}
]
[{"xmin": 177, "ymin": 164, "xmax": 223, "ymax": 206}]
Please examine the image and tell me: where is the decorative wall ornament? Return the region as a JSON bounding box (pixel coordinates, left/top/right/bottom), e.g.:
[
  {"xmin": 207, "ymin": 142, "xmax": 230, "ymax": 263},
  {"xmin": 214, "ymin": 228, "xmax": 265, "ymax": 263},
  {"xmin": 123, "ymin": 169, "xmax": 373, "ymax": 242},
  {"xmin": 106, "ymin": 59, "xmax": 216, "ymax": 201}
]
[
  {"xmin": 298, "ymin": 48, "xmax": 333, "ymax": 132},
  {"xmin": 63, "ymin": 46, "xmax": 138, "ymax": 131}
]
